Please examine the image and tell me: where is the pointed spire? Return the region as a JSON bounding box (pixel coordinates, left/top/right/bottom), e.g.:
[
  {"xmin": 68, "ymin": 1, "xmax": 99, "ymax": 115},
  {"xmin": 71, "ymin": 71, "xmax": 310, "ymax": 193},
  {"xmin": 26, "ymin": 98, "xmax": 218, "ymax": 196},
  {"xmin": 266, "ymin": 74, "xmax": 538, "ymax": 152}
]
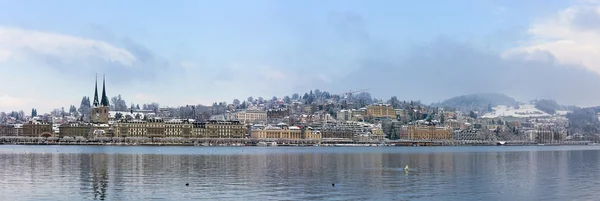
[
  {"xmin": 101, "ymin": 74, "xmax": 109, "ymax": 107},
  {"xmin": 93, "ymin": 74, "xmax": 100, "ymax": 107}
]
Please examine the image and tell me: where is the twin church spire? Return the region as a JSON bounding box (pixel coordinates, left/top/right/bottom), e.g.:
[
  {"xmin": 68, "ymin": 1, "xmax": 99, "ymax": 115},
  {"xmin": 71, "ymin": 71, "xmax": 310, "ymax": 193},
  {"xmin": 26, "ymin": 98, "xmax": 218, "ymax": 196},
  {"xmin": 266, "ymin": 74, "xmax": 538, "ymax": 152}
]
[{"xmin": 93, "ymin": 74, "xmax": 109, "ymax": 107}]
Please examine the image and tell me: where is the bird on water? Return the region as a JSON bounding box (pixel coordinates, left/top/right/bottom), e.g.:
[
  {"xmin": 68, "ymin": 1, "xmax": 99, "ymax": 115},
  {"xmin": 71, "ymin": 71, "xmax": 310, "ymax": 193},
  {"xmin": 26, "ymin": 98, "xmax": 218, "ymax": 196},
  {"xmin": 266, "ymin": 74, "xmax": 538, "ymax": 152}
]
[
  {"xmin": 185, "ymin": 183, "xmax": 189, "ymax": 186},
  {"xmin": 332, "ymin": 183, "xmax": 335, "ymax": 187}
]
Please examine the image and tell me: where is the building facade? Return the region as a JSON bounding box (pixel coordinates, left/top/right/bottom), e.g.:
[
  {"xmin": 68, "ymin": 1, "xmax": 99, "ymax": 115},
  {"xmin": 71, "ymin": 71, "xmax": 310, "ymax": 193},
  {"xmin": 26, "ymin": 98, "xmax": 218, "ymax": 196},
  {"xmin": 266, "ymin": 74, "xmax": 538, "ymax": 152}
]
[
  {"xmin": 113, "ymin": 119, "xmax": 193, "ymax": 138},
  {"xmin": 250, "ymin": 125, "xmax": 303, "ymax": 139},
  {"xmin": 59, "ymin": 124, "xmax": 93, "ymax": 137},
  {"xmin": 0, "ymin": 125, "xmax": 16, "ymax": 136},
  {"xmin": 406, "ymin": 125, "xmax": 453, "ymax": 140},
  {"xmin": 234, "ymin": 110, "xmax": 267, "ymax": 124},
  {"xmin": 367, "ymin": 104, "xmax": 395, "ymax": 119},
  {"xmin": 336, "ymin": 110, "xmax": 353, "ymax": 122},
  {"xmin": 192, "ymin": 120, "xmax": 246, "ymax": 138},
  {"xmin": 23, "ymin": 122, "xmax": 53, "ymax": 137}
]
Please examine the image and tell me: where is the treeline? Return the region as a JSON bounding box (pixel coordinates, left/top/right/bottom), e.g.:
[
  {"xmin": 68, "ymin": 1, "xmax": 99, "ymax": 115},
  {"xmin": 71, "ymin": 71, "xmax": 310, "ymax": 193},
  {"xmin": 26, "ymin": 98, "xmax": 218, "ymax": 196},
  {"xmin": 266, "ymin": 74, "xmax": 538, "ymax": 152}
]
[{"xmin": 566, "ymin": 107, "xmax": 600, "ymax": 138}]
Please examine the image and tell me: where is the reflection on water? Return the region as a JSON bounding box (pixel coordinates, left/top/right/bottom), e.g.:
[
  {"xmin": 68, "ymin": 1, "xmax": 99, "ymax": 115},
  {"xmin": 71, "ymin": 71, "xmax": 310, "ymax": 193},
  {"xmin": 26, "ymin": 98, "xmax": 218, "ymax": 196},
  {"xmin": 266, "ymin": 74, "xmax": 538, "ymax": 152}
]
[{"xmin": 1, "ymin": 146, "xmax": 600, "ymax": 200}]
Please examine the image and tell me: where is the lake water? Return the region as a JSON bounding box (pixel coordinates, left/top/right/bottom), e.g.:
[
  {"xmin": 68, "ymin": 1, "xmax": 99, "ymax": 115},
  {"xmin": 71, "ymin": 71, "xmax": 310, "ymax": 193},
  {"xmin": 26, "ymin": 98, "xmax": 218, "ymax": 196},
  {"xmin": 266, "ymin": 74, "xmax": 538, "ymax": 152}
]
[{"xmin": 1, "ymin": 145, "xmax": 600, "ymax": 200}]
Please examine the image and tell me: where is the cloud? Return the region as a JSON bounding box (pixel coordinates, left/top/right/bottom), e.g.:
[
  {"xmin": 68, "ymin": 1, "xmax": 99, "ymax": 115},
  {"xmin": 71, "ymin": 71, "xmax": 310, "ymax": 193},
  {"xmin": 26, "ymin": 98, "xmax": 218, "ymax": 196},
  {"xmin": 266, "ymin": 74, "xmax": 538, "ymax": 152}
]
[
  {"xmin": 0, "ymin": 26, "xmax": 189, "ymax": 112},
  {"xmin": 0, "ymin": 95, "xmax": 28, "ymax": 110},
  {"xmin": 0, "ymin": 26, "xmax": 135, "ymax": 66},
  {"xmin": 508, "ymin": 2, "xmax": 600, "ymax": 74},
  {"xmin": 0, "ymin": 26, "xmax": 182, "ymax": 85},
  {"xmin": 339, "ymin": 39, "xmax": 600, "ymax": 107}
]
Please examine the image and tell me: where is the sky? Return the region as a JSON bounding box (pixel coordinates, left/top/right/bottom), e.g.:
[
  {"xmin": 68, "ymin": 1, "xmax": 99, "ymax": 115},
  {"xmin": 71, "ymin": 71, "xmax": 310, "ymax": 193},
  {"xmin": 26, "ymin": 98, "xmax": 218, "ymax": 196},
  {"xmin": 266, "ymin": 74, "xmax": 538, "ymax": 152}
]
[{"xmin": 2, "ymin": 0, "xmax": 600, "ymax": 113}]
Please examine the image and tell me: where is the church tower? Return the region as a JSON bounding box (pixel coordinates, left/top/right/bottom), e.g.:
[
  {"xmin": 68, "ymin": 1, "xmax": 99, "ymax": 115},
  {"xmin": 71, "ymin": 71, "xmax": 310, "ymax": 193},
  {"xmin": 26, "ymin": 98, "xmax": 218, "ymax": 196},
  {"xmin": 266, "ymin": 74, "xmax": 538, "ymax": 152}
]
[{"xmin": 92, "ymin": 74, "xmax": 110, "ymax": 124}]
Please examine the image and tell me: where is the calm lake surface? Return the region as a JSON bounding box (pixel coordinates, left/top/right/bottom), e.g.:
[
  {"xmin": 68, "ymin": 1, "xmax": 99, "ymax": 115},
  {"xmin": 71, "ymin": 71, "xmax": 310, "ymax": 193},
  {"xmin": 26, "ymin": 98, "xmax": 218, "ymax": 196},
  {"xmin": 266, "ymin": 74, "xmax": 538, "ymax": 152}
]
[{"xmin": 1, "ymin": 145, "xmax": 600, "ymax": 200}]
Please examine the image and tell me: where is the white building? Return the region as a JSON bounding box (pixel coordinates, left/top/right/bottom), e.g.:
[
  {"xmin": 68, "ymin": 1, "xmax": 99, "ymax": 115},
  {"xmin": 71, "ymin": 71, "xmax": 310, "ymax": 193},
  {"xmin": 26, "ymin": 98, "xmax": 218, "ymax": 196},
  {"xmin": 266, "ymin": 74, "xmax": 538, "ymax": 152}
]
[
  {"xmin": 337, "ymin": 109, "xmax": 353, "ymax": 122},
  {"xmin": 234, "ymin": 110, "xmax": 267, "ymax": 124}
]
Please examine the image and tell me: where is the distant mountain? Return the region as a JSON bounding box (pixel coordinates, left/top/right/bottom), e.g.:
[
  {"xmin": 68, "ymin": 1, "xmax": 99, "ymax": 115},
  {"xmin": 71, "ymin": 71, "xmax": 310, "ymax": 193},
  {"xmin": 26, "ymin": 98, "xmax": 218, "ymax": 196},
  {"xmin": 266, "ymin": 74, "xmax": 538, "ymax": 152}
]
[
  {"xmin": 533, "ymin": 99, "xmax": 560, "ymax": 115},
  {"xmin": 434, "ymin": 93, "xmax": 518, "ymax": 112}
]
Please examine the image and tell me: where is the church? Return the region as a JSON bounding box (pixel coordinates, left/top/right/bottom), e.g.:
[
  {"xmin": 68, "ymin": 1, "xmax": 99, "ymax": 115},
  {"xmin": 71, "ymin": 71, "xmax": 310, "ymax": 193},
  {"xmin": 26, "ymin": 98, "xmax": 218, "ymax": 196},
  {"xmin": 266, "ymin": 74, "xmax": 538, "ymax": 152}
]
[{"xmin": 92, "ymin": 74, "xmax": 110, "ymax": 124}]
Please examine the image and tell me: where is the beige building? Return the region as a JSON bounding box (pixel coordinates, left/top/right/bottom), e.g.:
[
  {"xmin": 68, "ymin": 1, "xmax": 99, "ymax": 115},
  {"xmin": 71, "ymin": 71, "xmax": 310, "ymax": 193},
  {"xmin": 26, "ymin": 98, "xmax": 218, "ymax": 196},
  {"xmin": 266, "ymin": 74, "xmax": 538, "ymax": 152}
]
[
  {"xmin": 367, "ymin": 104, "xmax": 395, "ymax": 118},
  {"xmin": 234, "ymin": 110, "xmax": 267, "ymax": 124},
  {"xmin": 23, "ymin": 121, "xmax": 53, "ymax": 137},
  {"xmin": 304, "ymin": 128, "xmax": 322, "ymax": 140},
  {"xmin": 250, "ymin": 125, "xmax": 304, "ymax": 139},
  {"xmin": 0, "ymin": 125, "xmax": 16, "ymax": 136},
  {"xmin": 192, "ymin": 120, "xmax": 246, "ymax": 138},
  {"xmin": 406, "ymin": 125, "xmax": 453, "ymax": 140},
  {"xmin": 113, "ymin": 119, "xmax": 192, "ymax": 138},
  {"xmin": 59, "ymin": 124, "xmax": 93, "ymax": 137},
  {"xmin": 337, "ymin": 109, "xmax": 353, "ymax": 122}
]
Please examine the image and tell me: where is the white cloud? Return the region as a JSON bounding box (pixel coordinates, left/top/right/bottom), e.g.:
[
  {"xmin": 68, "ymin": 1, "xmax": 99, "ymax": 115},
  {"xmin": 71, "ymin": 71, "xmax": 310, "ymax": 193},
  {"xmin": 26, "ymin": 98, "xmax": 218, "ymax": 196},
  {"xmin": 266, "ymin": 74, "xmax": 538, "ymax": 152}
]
[
  {"xmin": 0, "ymin": 26, "xmax": 136, "ymax": 66},
  {"xmin": 0, "ymin": 95, "xmax": 28, "ymax": 110},
  {"xmin": 508, "ymin": 2, "xmax": 600, "ymax": 74}
]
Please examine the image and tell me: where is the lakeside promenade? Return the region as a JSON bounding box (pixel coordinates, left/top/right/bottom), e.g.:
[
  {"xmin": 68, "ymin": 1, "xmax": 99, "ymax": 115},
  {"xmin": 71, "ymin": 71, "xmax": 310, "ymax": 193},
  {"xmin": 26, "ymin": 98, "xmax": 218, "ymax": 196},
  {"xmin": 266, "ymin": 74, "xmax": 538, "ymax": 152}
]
[{"xmin": 0, "ymin": 136, "xmax": 594, "ymax": 146}]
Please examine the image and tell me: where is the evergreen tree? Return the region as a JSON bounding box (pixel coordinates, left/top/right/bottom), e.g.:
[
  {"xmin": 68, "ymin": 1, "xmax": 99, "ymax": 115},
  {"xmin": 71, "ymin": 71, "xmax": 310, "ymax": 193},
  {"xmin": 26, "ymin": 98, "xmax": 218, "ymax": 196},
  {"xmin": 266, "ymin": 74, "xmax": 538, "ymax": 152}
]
[
  {"xmin": 469, "ymin": 111, "xmax": 477, "ymax": 119},
  {"xmin": 283, "ymin": 96, "xmax": 291, "ymax": 104}
]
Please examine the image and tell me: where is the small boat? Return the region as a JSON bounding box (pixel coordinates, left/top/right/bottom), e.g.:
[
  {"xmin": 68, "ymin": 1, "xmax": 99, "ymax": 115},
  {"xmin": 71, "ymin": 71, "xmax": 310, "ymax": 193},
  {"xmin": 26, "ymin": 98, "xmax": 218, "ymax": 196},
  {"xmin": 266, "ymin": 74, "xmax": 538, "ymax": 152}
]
[
  {"xmin": 404, "ymin": 165, "xmax": 409, "ymax": 172},
  {"xmin": 496, "ymin": 141, "xmax": 506, "ymax": 146}
]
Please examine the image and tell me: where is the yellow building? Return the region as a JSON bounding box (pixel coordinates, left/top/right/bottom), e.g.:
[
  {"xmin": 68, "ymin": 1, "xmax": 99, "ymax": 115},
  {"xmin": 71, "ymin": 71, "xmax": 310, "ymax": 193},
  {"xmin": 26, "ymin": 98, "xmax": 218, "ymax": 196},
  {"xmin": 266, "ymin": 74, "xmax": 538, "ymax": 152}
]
[
  {"xmin": 304, "ymin": 128, "xmax": 322, "ymax": 140},
  {"xmin": 23, "ymin": 121, "xmax": 53, "ymax": 137},
  {"xmin": 250, "ymin": 125, "xmax": 303, "ymax": 139},
  {"xmin": 366, "ymin": 104, "xmax": 395, "ymax": 118},
  {"xmin": 371, "ymin": 127, "xmax": 386, "ymax": 140},
  {"xmin": 407, "ymin": 125, "xmax": 453, "ymax": 140},
  {"xmin": 192, "ymin": 120, "xmax": 246, "ymax": 138}
]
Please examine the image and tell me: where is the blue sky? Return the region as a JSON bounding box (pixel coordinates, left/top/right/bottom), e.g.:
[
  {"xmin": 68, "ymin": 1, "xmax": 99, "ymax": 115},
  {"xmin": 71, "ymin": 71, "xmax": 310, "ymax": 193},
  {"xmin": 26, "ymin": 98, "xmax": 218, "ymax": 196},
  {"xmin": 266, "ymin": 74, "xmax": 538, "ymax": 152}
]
[{"xmin": 1, "ymin": 0, "xmax": 600, "ymax": 112}]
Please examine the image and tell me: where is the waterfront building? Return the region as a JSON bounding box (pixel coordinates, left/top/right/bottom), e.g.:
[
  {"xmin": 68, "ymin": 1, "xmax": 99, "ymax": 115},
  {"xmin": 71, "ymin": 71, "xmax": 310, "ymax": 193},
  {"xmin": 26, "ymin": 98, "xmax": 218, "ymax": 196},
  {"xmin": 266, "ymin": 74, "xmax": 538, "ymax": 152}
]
[
  {"xmin": 23, "ymin": 121, "xmax": 53, "ymax": 137},
  {"xmin": 113, "ymin": 119, "xmax": 192, "ymax": 138},
  {"xmin": 0, "ymin": 124, "xmax": 16, "ymax": 136},
  {"xmin": 319, "ymin": 127, "xmax": 354, "ymax": 139},
  {"xmin": 406, "ymin": 125, "xmax": 453, "ymax": 140},
  {"xmin": 367, "ymin": 104, "xmax": 395, "ymax": 119},
  {"xmin": 59, "ymin": 123, "xmax": 93, "ymax": 137},
  {"xmin": 234, "ymin": 110, "xmax": 267, "ymax": 124},
  {"xmin": 192, "ymin": 120, "xmax": 245, "ymax": 138},
  {"xmin": 304, "ymin": 127, "xmax": 322, "ymax": 140},
  {"xmin": 250, "ymin": 124, "xmax": 303, "ymax": 139},
  {"xmin": 370, "ymin": 126, "xmax": 386, "ymax": 140}
]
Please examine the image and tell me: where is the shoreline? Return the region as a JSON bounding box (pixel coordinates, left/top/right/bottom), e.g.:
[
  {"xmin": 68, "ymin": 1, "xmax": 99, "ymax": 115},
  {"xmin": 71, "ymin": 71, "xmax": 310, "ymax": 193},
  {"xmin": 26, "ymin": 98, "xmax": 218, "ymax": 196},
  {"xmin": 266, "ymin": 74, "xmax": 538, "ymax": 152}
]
[{"xmin": 1, "ymin": 142, "xmax": 596, "ymax": 147}]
